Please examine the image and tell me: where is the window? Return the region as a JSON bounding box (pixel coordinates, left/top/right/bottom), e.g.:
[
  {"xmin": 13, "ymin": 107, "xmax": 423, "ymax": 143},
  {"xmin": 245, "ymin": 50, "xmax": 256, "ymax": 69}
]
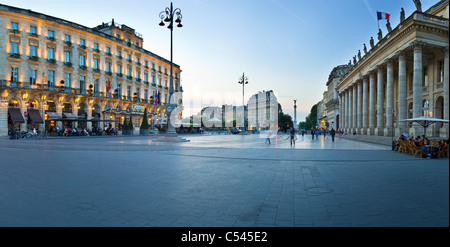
[
  {"xmin": 117, "ymin": 64, "xmax": 122, "ymax": 74},
  {"xmin": 116, "ymin": 34, "xmax": 121, "ymax": 39},
  {"xmin": 30, "ymin": 69, "xmax": 37, "ymax": 85},
  {"xmin": 94, "ymin": 79, "xmax": 99, "ymax": 94},
  {"xmin": 423, "ymin": 67, "xmax": 428, "ymax": 87},
  {"xmin": 47, "ymin": 47, "xmax": 55, "ymax": 60},
  {"xmin": 64, "ymin": 51, "xmax": 71, "ymax": 63},
  {"xmin": 94, "ymin": 58, "xmax": 100, "ymax": 69},
  {"xmin": 80, "ymin": 38, "xmax": 85, "ymax": 46},
  {"xmin": 127, "ymin": 67, "xmax": 132, "ymax": 77},
  {"xmin": 127, "ymin": 54, "xmax": 131, "ymax": 61},
  {"xmin": 11, "ymin": 67, "xmax": 19, "ymax": 83},
  {"xmin": 158, "ymin": 77, "xmax": 161, "ymax": 86},
  {"xmin": 80, "ymin": 76, "xmax": 86, "ymax": 93},
  {"xmin": 94, "ymin": 43, "xmax": 99, "ymax": 51},
  {"xmin": 438, "ymin": 60, "xmax": 444, "ymax": 83},
  {"xmin": 10, "ymin": 42, "xmax": 19, "ymax": 54},
  {"xmin": 136, "ymin": 88, "xmax": 141, "ymax": 98},
  {"xmin": 65, "ymin": 34, "xmax": 71, "ymax": 42},
  {"xmin": 117, "ymin": 50, "xmax": 122, "ymax": 57},
  {"xmin": 164, "ymin": 79, "xmax": 167, "ymax": 87},
  {"xmin": 117, "ymin": 83, "xmax": 122, "ymax": 96},
  {"xmin": 48, "ymin": 70, "xmax": 55, "ymax": 88},
  {"xmin": 144, "ymin": 89, "xmax": 148, "ymax": 101},
  {"xmin": 48, "ymin": 30, "xmax": 54, "ymax": 38},
  {"xmin": 144, "ymin": 73, "xmax": 148, "ymax": 83},
  {"xmin": 136, "ymin": 71, "xmax": 141, "ymax": 80},
  {"xmin": 64, "ymin": 73, "xmax": 71, "ymax": 87},
  {"xmin": 127, "ymin": 86, "xmax": 131, "ymax": 99},
  {"xmin": 106, "ymin": 47, "xmax": 111, "ymax": 54},
  {"xmin": 106, "ymin": 62, "xmax": 111, "ymax": 73},
  {"xmin": 145, "ymin": 61, "xmax": 148, "ymax": 67},
  {"xmin": 11, "ymin": 22, "xmax": 19, "ymax": 31},
  {"xmin": 137, "ymin": 57, "xmax": 140, "ymax": 64},
  {"xmin": 80, "ymin": 55, "xmax": 86, "ymax": 66},
  {"xmin": 152, "ymin": 74, "xmax": 156, "ymax": 83},
  {"xmin": 30, "ymin": 45, "xmax": 38, "ymax": 57},
  {"xmin": 30, "ymin": 26, "xmax": 37, "ymax": 35}
]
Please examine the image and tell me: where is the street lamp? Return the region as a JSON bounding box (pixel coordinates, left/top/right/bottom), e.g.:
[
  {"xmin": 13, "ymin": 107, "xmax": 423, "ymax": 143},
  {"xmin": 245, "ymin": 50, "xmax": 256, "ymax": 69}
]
[
  {"xmin": 238, "ymin": 72, "xmax": 248, "ymax": 131},
  {"xmin": 159, "ymin": 2, "xmax": 182, "ymax": 137}
]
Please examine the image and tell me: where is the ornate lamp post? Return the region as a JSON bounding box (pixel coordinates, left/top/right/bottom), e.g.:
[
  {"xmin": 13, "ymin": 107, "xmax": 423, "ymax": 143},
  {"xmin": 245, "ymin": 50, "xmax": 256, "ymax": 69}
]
[
  {"xmin": 238, "ymin": 73, "xmax": 248, "ymax": 132},
  {"xmin": 159, "ymin": 2, "xmax": 182, "ymax": 137}
]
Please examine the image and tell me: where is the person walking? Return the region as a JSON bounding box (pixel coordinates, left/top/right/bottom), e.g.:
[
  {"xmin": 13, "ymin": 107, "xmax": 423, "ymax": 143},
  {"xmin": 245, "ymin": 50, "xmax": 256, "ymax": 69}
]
[
  {"xmin": 330, "ymin": 128, "xmax": 336, "ymax": 142},
  {"xmin": 315, "ymin": 128, "xmax": 319, "ymax": 139},
  {"xmin": 290, "ymin": 127, "xmax": 296, "ymax": 146},
  {"xmin": 311, "ymin": 128, "xmax": 315, "ymax": 140}
]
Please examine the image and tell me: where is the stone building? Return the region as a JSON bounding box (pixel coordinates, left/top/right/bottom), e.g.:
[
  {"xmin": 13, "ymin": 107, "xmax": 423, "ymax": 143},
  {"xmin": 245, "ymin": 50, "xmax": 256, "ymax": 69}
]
[
  {"xmin": 325, "ymin": 65, "xmax": 351, "ymax": 130},
  {"xmin": 247, "ymin": 90, "xmax": 278, "ymax": 130},
  {"xmin": 337, "ymin": 0, "xmax": 449, "ymax": 138},
  {"xmin": 0, "ymin": 4, "xmax": 182, "ymax": 136}
]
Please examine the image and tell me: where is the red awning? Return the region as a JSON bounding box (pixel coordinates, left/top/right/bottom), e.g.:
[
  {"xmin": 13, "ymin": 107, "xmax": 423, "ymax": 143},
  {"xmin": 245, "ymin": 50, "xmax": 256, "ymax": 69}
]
[
  {"xmin": 27, "ymin": 109, "xmax": 44, "ymax": 124},
  {"xmin": 8, "ymin": 108, "xmax": 25, "ymax": 123}
]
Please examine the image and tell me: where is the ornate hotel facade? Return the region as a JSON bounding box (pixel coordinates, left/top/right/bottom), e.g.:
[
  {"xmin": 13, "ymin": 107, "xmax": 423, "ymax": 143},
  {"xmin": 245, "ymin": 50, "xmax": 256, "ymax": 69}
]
[
  {"xmin": 0, "ymin": 4, "xmax": 182, "ymax": 136},
  {"xmin": 336, "ymin": 0, "xmax": 449, "ymax": 138}
]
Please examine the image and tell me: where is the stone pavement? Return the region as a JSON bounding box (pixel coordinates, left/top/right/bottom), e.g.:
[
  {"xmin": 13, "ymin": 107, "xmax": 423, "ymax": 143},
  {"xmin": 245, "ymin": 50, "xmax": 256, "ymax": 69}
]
[{"xmin": 0, "ymin": 133, "xmax": 448, "ymax": 227}]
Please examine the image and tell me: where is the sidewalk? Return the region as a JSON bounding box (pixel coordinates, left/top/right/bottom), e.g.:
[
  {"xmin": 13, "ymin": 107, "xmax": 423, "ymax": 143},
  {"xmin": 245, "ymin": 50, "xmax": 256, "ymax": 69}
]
[{"xmin": 340, "ymin": 134, "xmax": 393, "ymax": 146}]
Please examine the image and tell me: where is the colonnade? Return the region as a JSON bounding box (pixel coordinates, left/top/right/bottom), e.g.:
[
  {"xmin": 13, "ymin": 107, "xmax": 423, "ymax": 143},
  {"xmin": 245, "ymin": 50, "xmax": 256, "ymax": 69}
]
[{"xmin": 339, "ymin": 43, "xmax": 449, "ymax": 138}]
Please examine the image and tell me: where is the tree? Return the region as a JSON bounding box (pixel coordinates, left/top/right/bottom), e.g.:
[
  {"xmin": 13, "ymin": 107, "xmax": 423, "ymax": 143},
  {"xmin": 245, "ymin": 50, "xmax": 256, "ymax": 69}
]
[{"xmin": 140, "ymin": 108, "xmax": 150, "ymax": 130}]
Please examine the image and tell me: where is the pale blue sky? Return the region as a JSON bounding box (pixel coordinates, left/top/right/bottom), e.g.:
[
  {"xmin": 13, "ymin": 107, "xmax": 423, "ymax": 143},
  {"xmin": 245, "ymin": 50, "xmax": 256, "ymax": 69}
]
[{"xmin": 2, "ymin": 0, "xmax": 438, "ymax": 121}]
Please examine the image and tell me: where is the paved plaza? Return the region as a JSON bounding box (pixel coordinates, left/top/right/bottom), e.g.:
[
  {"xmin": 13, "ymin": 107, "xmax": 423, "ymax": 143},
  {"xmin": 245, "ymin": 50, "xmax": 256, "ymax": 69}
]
[{"xmin": 0, "ymin": 133, "xmax": 448, "ymax": 227}]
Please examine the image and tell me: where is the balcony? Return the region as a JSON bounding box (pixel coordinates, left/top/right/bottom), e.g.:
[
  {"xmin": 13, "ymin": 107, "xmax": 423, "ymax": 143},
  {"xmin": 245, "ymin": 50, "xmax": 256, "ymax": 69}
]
[
  {"xmin": 63, "ymin": 62, "xmax": 73, "ymax": 67},
  {"xmin": 79, "ymin": 65, "xmax": 88, "ymax": 71},
  {"xmin": 9, "ymin": 53, "xmax": 21, "ymax": 59},
  {"xmin": 63, "ymin": 41, "xmax": 72, "ymax": 46},
  {"xmin": 28, "ymin": 56, "xmax": 39, "ymax": 62}
]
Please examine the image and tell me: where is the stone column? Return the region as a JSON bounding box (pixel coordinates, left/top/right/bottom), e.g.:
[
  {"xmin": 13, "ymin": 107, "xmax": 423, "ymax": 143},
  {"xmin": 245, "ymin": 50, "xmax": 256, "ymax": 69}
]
[
  {"xmin": 348, "ymin": 86, "xmax": 353, "ymax": 132},
  {"xmin": 362, "ymin": 77, "xmax": 369, "ymax": 134},
  {"xmin": 385, "ymin": 60, "xmax": 394, "ymax": 136},
  {"xmin": 87, "ymin": 104, "xmax": 92, "ymax": 130},
  {"xmin": 0, "ymin": 102, "xmax": 7, "ymax": 137},
  {"xmin": 375, "ymin": 67, "xmax": 385, "ymax": 136},
  {"xmin": 357, "ymin": 80, "xmax": 363, "ymax": 132},
  {"xmin": 339, "ymin": 93, "xmax": 344, "ymax": 130},
  {"xmin": 352, "ymin": 84, "xmax": 357, "ymax": 132},
  {"xmin": 369, "ymin": 72, "xmax": 376, "ymax": 135},
  {"xmin": 344, "ymin": 89, "xmax": 349, "ymax": 129},
  {"xmin": 398, "ymin": 52, "xmax": 407, "ymax": 135},
  {"xmin": 411, "ymin": 42, "xmax": 423, "ymax": 136},
  {"xmin": 440, "ymin": 47, "xmax": 449, "ymax": 139}
]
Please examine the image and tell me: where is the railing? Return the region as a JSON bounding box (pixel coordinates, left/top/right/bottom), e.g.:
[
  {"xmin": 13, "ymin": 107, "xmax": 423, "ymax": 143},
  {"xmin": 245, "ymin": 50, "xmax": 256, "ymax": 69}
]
[{"xmin": 420, "ymin": 12, "xmax": 449, "ymax": 26}]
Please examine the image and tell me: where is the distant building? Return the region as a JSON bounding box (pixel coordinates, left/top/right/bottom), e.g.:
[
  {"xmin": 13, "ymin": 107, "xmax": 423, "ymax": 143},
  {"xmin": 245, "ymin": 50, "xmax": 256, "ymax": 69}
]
[{"xmin": 247, "ymin": 90, "xmax": 278, "ymax": 130}]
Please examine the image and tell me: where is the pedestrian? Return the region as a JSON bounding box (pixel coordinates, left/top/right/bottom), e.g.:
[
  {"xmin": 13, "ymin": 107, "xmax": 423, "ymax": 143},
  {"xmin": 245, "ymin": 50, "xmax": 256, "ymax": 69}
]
[
  {"xmin": 311, "ymin": 128, "xmax": 315, "ymax": 140},
  {"xmin": 265, "ymin": 130, "xmax": 271, "ymax": 144},
  {"xmin": 301, "ymin": 129, "xmax": 304, "ymax": 137},
  {"xmin": 290, "ymin": 127, "xmax": 295, "ymax": 146},
  {"xmin": 315, "ymin": 129, "xmax": 319, "ymax": 139},
  {"xmin": 330, "ymin": 128, "xmax": 336, "ymax": 142}
]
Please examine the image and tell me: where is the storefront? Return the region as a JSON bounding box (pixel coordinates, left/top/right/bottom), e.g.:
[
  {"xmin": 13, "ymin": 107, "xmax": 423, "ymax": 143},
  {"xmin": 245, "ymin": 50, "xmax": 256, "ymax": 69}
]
[{"xmin": 8, "ymin": 98, "xmax": 24, "ymax": 131}]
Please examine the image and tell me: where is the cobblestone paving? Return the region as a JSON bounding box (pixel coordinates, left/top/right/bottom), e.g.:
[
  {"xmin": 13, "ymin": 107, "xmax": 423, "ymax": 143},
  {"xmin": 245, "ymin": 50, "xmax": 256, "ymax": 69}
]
[{"xmin": 0, "ymin": 134, "xmax": 448, "ymax": 227}]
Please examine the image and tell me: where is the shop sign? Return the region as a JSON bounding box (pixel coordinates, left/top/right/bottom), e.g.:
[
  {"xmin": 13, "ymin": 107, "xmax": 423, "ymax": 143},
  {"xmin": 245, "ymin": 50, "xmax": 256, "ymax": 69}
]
[{"xmin": 131, "ymin": 104, "xmax": 145, "ymax": 112}]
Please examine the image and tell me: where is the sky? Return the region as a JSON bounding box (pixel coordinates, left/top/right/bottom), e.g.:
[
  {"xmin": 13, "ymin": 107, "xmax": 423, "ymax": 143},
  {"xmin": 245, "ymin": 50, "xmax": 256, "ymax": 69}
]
[{"xmin": 1, "ymin": 0, "xmax": 439, "ymax": 122}]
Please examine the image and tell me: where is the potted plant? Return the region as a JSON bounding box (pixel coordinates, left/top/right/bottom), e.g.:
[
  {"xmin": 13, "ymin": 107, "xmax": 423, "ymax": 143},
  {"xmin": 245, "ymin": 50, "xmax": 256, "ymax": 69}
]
[
  {"xmin": 128, "ymin": 116, "xmax": 134, "ymax": 135},
  {"xmin": 140, "ymin": 108, "xmax": 150, "ymax": 135},
  {"xmin": 122, "ymin": 117, "xmax": 128, "ymax": 135}
]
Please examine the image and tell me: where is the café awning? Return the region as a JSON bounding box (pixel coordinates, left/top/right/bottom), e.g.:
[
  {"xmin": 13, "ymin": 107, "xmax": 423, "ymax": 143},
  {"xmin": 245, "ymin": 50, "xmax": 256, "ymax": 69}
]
[
  {"xmin": 8, "ymin": 108, "xmax": 25, "ymax": 123},
  {"xmin": 46, "ymin": 111, "xmax": 61, "ymax": 120},
  {"xmin": 27, "ymin": 109, "xmax": 44, "ymax": 124},
  {"xmin": 63, "ymin": 112, "xmax": 77, "ymax": 120}
]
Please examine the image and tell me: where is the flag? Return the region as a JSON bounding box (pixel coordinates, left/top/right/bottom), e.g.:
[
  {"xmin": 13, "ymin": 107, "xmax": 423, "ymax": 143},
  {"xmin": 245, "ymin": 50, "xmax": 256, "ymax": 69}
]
[
  {"xmin": 155, "ymin": 90, "xmax": 159, "ymax": 105},
  {"xmin": 377, "ymin": 11, "xmax": 390, "ymax": 20},
  {"xmin": 106, "ymin": 79, "xmax": 111, "ymax": 94}
]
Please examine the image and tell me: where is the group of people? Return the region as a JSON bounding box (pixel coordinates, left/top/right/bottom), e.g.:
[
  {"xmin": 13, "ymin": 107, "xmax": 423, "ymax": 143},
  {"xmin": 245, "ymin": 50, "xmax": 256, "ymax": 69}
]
[
  {"xmin": 395, "ymin": 131, "xmax": 448, "ymax": 158},
  {"xmin": 282, "ymin": 127, "xmax": 338, "ymax": 146},
  {"xmin": 49, "ymin": 125, "xmax": 119, "ymax": 137}
]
